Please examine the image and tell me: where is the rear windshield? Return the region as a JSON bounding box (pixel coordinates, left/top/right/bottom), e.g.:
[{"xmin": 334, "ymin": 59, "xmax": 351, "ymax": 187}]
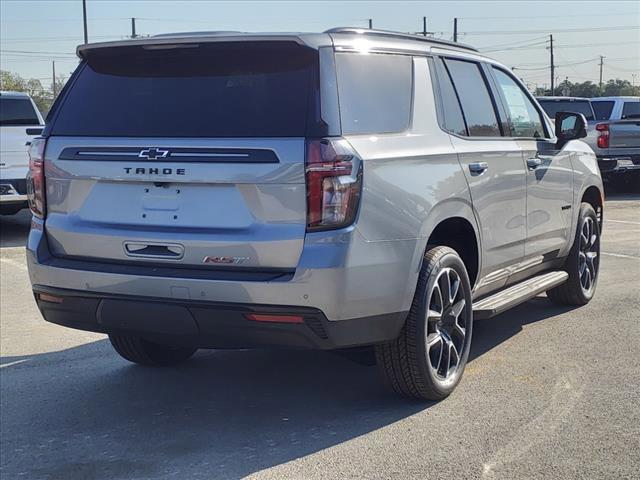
[
  {"xmin": 591, "ymin": 101, "xmax": 615, "ymax": 121},
  {"xmin": 537, "ymin": 100, "xmax": 594, "ymax": 121},
  {"xmin": 622, "ymin": 102, "xmax": 640, "ymax": 120},
  {"xmin": 0, "ymin": 97, "xmax": 40, "ymax": 126},
  {"xmin": 51, "ymin": 42, "xmax": 318, "ymax": 137}
]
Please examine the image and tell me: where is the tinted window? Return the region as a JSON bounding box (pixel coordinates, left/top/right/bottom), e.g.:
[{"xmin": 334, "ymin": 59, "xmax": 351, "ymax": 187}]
[
  {"xmin": 493, "ymin": 68, "xmax": 546, "ymax": 138},
  {"xmin": 591, "ymin": 101, "xmax": 615, "ymax": 121},
  {"xmin": 622, "ymin": 102, "xmax": 640, "ymax": 119},
  {"xmin": 443, "ymin": 59, "xmax": 501, "ymax": 137},
  {"xmin": 52, "ymin": 42, "xmax": 316, "ymax": 137},
  {"xmin": 336, "ymin": 53, "xmax": 412, "ymax": 134},
  {"xmin": 537, "ymin": 99, "xmax": 594, "ymax": 121},
  {"xmin": 430, "ymin": 57, "xmax": 467, "ymax": 136},
  {"xmin": 0, "ymin": 97, "xmax": 40, "ymax": 126}
]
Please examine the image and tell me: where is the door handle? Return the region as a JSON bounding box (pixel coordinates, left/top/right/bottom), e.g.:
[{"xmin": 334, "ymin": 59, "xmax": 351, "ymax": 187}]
[
  {"xmin": 527, "ymin": 157, "xmax": 543, "ymax": 170},
  {"xmin": 469, "ymin": 162, "xmax": 489, "ymax": 174}
]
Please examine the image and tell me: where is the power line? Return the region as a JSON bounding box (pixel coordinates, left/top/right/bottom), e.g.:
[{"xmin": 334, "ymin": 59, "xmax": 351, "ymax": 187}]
[
  {"xmin": 459, "ymin": 12, "xmax": 639, "ymax": 20},
  {"xmin": 464, "ymin": 25, "xmax": 640, "ymax": 35}
]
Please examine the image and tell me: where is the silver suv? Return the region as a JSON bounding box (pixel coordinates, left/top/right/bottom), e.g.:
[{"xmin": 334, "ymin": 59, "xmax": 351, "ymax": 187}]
[{"xmin": 26, "ymin": 29, "xmax": 603, "ymax": 400}]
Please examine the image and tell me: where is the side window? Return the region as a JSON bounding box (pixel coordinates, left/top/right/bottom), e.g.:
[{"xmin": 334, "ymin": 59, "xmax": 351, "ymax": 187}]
[
  {"xmin": 591, "ymin": 101, "xmax": 615, "ymax": 121},
  {"xmin": 335, "ymin": 53, "xmax": 413, "ymax": 134},
  {"xmin": 622, "ymin": 102, "xmax": 640, "ymax": 119},
  {"xmin": 429, "ymin": 57, "xmax": 467, "ymax": 136},
  {"xmin": 443, "ymin": 58, "xmax": 502, "ymax": 137},
  {"xmin": 492, "ymin": 68, "xmax": 547, "ymax": 138}
]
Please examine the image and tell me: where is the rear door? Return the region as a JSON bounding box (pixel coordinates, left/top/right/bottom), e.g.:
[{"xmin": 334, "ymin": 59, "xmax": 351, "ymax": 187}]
[
  {"xmin": 435, "ymin": 57, "xmax": 527, "ymax": 288},
  {"xmin": 489, "ymin": 66, "xmax": 573, "ymax": 260},
  {"xmin": 44, "ymin": 41, "xmax": 320, "ymax": 271}
]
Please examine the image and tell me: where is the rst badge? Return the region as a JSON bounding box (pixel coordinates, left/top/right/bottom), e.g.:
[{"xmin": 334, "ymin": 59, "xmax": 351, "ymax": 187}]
[{"xmin": 203, "ymin": 256, "xmax": 251, "ymax": 265}]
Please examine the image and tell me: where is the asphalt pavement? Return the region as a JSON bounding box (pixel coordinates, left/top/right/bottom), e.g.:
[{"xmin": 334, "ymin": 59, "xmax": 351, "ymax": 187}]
[{"xmin": 1, "ymin": 194, "xmax": 639, "ymax": 480}]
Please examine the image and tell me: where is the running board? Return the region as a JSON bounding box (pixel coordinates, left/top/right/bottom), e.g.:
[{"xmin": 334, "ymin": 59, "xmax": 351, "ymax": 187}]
[{"xmin": 473, "ymin": 271, "xmax": 568, "ymax": 320}]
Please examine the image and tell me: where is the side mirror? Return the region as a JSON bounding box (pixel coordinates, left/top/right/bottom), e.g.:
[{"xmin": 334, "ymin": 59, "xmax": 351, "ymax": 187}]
[{"xmin": 555, "ymin": 111, "xmax": 587, "ymax": 149}]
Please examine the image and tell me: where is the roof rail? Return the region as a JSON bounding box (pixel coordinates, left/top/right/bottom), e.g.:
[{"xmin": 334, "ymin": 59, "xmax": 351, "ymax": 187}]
[{"xmin": 325, "ymin": 27, "xmax": 478, "ymax": 52}]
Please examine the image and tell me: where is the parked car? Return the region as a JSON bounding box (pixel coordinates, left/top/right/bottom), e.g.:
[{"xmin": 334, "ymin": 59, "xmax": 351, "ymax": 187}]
[
  {"xmin": 26, "ymin": 29, "xmax": 603, "ymax": 401},
  {"xmin": 588, "ymin": 97, "xmax": 639, "ymax": 188},
  {"xmin": 537, "ymin": 96, "xmax": 596, "ymax": 125},
  {"xmin": 0, "ymin": 91, "xmax": 44, "ymax": 215}
]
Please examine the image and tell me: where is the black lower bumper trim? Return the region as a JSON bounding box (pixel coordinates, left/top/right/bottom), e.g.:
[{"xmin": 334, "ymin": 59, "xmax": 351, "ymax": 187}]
[{"xmin": 32, "ymin": 286, "xmax": 407, "ymax": 350}]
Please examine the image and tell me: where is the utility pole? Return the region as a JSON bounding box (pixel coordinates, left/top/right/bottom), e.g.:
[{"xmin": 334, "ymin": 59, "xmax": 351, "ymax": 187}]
[
  {"xmin": 82, "ymin": 0, "xmax": 88, "ymax": 44},
  {"xmin": 422, "ymin": 16, "xmax": 427, "ymax": 36},
  {"xmin": 131, "ymin": 17, "xmax": 137, "ymax": 38},
  {"xmin": 453, "ymin": 18, "xmax": 458, "ymax": 42},
  {"xmin": 549, "ymin": 34, "xmax": 554, "ymax": 95},
  {"xmin": 52, "ymin": 61, "xmax": 57, "ymax": 97},
  {"xmin": 368, "ymin": 18, "xmax": 373, "ymax": 29},
  {"xmin": 599, "ymin": 56, "xmax": 605, "ymax": 90}
]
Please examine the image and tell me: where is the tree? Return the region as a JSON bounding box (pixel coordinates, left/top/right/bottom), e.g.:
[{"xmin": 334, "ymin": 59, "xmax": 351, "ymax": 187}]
[{"xmin": 533, "ymin": 78, "xmax": 640, "ymax": 98}]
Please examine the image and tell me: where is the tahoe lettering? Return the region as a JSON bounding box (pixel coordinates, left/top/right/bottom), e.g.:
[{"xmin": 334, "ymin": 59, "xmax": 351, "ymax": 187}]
[{"xmin": 123, "ymin": 167, "xmax": 186, "ymax": 175}]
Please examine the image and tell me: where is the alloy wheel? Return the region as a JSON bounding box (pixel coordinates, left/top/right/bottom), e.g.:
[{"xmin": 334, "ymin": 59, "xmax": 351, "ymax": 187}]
[
  {"xmin": 425, "ymin": 268, "xmax": 469, "ymax": 380},
  {"xmin": 578, "ymin": 216, "xmax": 599, "ymax": 294}
]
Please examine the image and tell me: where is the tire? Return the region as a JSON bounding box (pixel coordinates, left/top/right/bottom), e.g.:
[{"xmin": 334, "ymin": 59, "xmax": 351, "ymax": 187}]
[
  {"xmin": 109, "ymin": 334, "xmax": 197, "ymax": 366},
  {"xmin": 375, "ymin": 246, "xmax": 473, "ymax": 401},
  {"xmin": 547, "ymin": 202, "xmax": 600, "ymax": 306}
]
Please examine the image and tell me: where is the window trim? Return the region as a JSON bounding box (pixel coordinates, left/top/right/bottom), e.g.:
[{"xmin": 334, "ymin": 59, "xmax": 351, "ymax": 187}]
[{"xmin": 487, "ymin": 65, "xmax": 552, "ymax": 140}]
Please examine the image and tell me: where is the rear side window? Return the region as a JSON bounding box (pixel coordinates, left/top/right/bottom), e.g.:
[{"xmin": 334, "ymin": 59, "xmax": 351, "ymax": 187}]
[
  {"xmin": 0, "ymin": 97, "xmax": 40, "ymax": 126},
  {"xmin": 591, "ymin": 101, "xmax": 615, "ymax": 121},
  {"xmin": 429, "ymin": 57, "xmax": 467, "ymax": 136},
  {"xmin": 51, "ymin": 42, "xmax": 317, "ymax": 137},
  {"xmin": 537, "ymin": 99, "xmax": 594, "ymax": 121},
  {"xmin": 622, "ymin": 102, "xmax": 640, "ymax": 119},
  {"xmin": 335, "ymin": 53, "xmax": 412, "ymax": 134},
  {"xmin": 443, "ymin": 59, "xmax": 501, "ymax": 137},
  {"xmin": 492, "ymin": 68, "xmax": 546, "ymax": 138}
]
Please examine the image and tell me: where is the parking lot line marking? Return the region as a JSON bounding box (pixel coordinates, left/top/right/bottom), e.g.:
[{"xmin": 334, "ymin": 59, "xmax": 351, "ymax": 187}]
[
  {"xmin": 0, "ymin": 359, "xmax": 29, "ymax": 369},
  {"xmin": 0, "ymin": 257, "xmax": 27, "ymax": 271},
  {"xmin": 602, "ymin": 252, "xmax": 640, "ymax": 260},
  {"xmin": 606, "ymin": 219, "xmax": 640, "ymax": 226}
]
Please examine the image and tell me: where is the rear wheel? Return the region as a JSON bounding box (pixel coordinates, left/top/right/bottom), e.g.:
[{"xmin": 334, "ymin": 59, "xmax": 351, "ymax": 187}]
[
  {"xmin": 0, "ymin": 205, "xmax": 23, "ymax": 215},
  {"xmin": 547, "ymin": 202, "xmax": 600, "ymax": 306},
  {"xmin": 375, "ymin": 246, "xmax": 473, "ymax": 401},
  {"xmin": 109, "ymin": 334, "xmax": 197, "ymax": 366}
]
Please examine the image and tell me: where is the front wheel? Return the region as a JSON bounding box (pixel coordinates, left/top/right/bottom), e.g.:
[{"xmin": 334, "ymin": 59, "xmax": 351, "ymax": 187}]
[
  {"xmin": 375, "ymin": 246, "xmax": 473, "ymax": 401},
  {"xmin": 547, "ymin": 202, "xmax": 600, "ymax": 306},
  {"xmin": 109, "ymin": 334, "xmax": 197, "ymax": 366}
]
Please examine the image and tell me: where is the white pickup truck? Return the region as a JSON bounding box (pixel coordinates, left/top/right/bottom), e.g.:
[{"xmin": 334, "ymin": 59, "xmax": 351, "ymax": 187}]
[
  {"xmin": 0, "ymin": 91, "xmax": 45, "ymax": 215},
  {"xmin": 589, "ymin": 96, "xmax": 640, "ymax": 189}
]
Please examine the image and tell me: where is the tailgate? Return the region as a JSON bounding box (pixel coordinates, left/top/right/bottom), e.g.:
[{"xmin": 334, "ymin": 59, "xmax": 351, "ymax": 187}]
[
  {"xmin": 44, "ymin": 138, "xmax": 306, "ymax": 269},
  {"xmin": 609, "ymin": 120, "xmax": 640, "ymax": 149},
  {"xmin": 42, "ymin": 40, "xmax": 320, "ymax": 271}
]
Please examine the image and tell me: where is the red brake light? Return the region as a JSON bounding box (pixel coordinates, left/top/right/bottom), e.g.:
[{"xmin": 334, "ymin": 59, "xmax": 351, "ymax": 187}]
[
  {"xmin": 596, "ymin": 123, "xmax": 609, "ymax": 149},
  {"xmin": 27, "ymin": 137, "xmax": 47, "ymax": 218},
  {"xmin": 305, "ymin": 138, "xmax": 362, "ymax": 231}
]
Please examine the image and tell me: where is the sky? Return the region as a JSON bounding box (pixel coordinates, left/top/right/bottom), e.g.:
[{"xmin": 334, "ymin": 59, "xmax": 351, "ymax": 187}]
[{"xmin": 1, "ymin": 0, "xmax": 639, "ymax": 91}]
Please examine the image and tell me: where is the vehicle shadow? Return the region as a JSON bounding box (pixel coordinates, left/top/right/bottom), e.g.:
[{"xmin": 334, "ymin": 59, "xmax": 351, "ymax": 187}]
[
  {"xmin": 0, "ymin": 209, "xmax": 31, "ymax": 248},
  {"xmin": 1, "ymin": 295, "xmax": 574, "ymax": 479}
]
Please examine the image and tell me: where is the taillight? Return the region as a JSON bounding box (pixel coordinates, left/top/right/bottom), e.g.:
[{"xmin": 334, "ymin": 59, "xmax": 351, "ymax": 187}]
[
  {"xmin": 596, "ymin": 123, "xmax": 609, "ymax": 149},
  {"xmin": 305, "ymin": 138, "xmax": 362, "ymax": 232},
  {"xmin": 27, "ymin": 137, "xmax": 47, "ymax": 218}
]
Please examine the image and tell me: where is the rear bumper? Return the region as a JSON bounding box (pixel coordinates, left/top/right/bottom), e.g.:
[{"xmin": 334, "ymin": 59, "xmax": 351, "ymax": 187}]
[
  {"xmin": 26, "ymin": 217, "xmax": 418, "ymax": 347},
  {"xmin": 0, "ymin": 178, "xmax": 28, "ymax": 205},
  {"xmin": 597, "ymin": 155, "xmax": 640, "ymax": 179},
  {"xmin": 32, "ymin": 285, "xmax": 407, "ymax": 350}
]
